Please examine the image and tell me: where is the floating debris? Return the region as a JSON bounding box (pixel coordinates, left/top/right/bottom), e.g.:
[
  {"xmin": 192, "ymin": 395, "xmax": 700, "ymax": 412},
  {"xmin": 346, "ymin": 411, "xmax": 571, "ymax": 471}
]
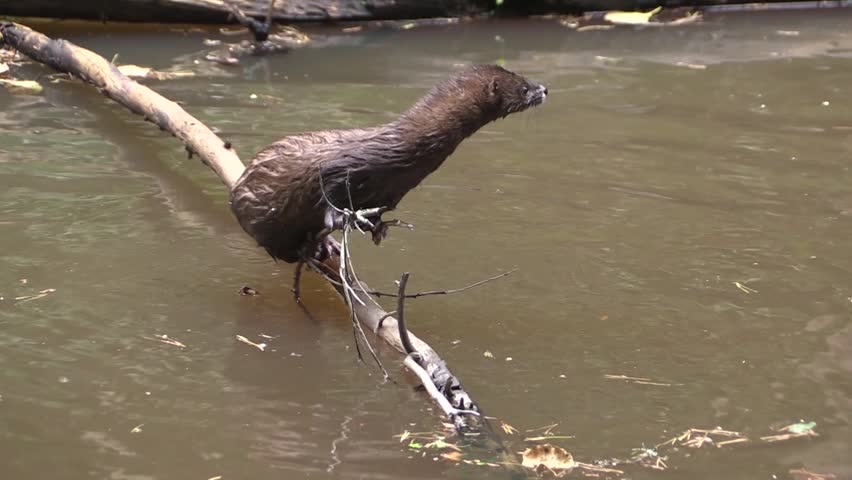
[
  {"xmin": 238, "ymin": 285, "xmax": 260, "ymax": 296},
  {"xmin": 789, "ymin": 468, "xmax": 837, "ymax": 480},
  {"xmin": 15, "ymin": 288, "xmax": 55, "ymax": 303},
  {"xmin": 564, "ymin": 7, "xmax": 701, "ymax": 30},
  {"xmin": 145, "ymin": 334, "xmax": 186, "ymax": 348},
  {"xmin": 0, "ymin": 78, "xmax": 43, "ymax": 95},
  {"xmin": 762, "ymin": 421, "xmax": 818, "ymax": 442},
  {"xmin": 603, "ymin": 6, "xmax": 663, "ymax": 25},
  {"xmin": 676, "ymin": 62, "xmax": 707, "ymax": 70},
  {"xmin": 117, "ymin": 64, "xmax": 195, "ymax": 80},
  {"xmin": 657, "ymin": 427, "xmax": 746, "ymax": 449},
  {"xmin": 604, "ymin": 374, "xmax": 675, "ymax": 387},
  {"xmin": 521, "ymin": 444, "xmax": 576, "ymax": 474},
  {"xmin": 501, "ymin": 421, "xmax": 519, "ymax": 435},
  {"xmin": 236, "ymin": 335, "xmax": 267, "ymax": 351},
  {"xmin": 734, "ymin": 281, "xmax": 758, "ymax": 293}
]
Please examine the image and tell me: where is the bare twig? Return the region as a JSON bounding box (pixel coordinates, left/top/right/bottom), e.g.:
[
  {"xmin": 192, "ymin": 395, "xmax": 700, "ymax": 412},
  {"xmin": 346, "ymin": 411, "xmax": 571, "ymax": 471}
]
[
  {"xmin": 339, "ymin": 215, "xmax": 389, "ymax": 379},
  {"xmin": 368, "ymin": 269, "xmax": 518, "ymax": 299}
]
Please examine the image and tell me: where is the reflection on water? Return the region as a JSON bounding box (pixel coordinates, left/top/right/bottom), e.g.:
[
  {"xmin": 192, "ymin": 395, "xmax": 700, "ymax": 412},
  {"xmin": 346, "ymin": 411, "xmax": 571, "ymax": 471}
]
[{"xmin": 1, "ymin": 9, "xmax": 851, "ymax": 479}]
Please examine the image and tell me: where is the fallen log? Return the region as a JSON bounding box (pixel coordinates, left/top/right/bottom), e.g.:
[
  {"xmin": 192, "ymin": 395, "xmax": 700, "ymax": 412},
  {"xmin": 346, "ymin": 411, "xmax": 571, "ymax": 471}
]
[
  {"xmin": 0, "ymin": 0, "xmax": 490, "ymax": 23},
  {"xmin": 0, "ymin": 21, "xmax": 488, "ymax": 432}
]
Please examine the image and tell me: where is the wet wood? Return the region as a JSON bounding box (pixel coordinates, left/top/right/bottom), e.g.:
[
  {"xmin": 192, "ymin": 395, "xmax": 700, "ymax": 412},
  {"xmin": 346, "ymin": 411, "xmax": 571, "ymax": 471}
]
[
  {"xmin": 0, "ymin": 0, "xmax": 488, "ymax": 23},
  {"xmin": 0, "ymin": 21, "xmax": 485, "ymax": 431}
]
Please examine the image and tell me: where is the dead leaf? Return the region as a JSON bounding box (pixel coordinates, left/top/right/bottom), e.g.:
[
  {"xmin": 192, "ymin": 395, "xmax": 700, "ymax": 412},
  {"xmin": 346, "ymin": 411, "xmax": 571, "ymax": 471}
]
[
  {"xmin": 0, "ymin": 78, "xmax": 43, "ymax": 94},
  {"xmin": 130, "ymin": 424, "xmax": 144, "ymax": 433},
  {"xmin": 604, "ymin": 6, "xmax": 662, "ymax": 25},
  {"xmin": 521, "ymin": 444, "xmax": 575, "ymax": 472},
  {"xmin": 483, "ymin": 350, "xmax": 494, "ymax": 358},
  {"xmin": 0, "ymin": 63, "xmax": 9, "ymax": 76}
]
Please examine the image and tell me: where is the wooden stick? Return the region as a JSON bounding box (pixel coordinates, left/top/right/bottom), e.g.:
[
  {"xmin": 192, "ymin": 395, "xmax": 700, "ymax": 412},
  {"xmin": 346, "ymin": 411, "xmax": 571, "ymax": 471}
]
[{"xmin": 1, "ymin": 21, "xmax": 486, "ymax": 431}]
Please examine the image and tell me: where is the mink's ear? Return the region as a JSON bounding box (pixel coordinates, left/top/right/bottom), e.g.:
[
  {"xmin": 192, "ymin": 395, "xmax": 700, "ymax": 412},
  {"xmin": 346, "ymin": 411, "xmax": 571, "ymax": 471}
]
[{"xmin": 489, "ymin": 77, "xmax": 499, "ymax": 95}]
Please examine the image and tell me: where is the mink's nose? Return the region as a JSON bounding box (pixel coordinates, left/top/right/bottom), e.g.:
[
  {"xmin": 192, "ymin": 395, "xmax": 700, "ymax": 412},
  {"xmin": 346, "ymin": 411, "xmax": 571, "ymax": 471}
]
[{"xmin": 539, "ymin": 85, "xmax": 548, "ymax": 96}]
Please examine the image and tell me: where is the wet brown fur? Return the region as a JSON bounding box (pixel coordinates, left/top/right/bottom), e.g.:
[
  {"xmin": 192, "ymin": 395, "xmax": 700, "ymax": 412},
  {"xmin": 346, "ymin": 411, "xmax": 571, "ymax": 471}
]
[{"xmin": 229, "ymin": 64, "xmax": 546, "ymax": 263}]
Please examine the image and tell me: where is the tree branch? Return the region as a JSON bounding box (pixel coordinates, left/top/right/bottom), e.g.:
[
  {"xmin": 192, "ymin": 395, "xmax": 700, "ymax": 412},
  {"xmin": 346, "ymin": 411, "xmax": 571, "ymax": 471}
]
[{"xmin": 1, "ymin": 20, "xmax": 490, "ymax": 433}]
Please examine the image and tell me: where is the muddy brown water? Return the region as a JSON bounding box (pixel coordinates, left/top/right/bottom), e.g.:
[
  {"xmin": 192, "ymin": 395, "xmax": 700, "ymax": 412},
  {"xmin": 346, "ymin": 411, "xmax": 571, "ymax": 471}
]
[{"xmin": 1, "ymin": 9, "xmax": 851, "ymax": 479}]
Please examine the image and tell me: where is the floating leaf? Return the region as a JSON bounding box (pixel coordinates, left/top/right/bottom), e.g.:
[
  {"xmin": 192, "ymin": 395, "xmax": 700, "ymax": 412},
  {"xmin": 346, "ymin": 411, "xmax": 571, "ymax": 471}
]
[
  {"xmin": 0, "ymin": 78, "xmax": 43, "ymax": 94},
  {"xmin": 521, "ymin": 444, "xmax": 575, "ymax": 471},
  {"xmin": 785, "ymin": 421, "xmax": 816, "ymax": 434},
  {"xmin": 603, "ymin": 6, "xmax": 662, "ymax": 25},
  {"xmin": 408, "ymin": 441, "xmax": 423, "ymax": 449},
  {"xmin": 130, "ymin": 424, "xmax": 144, "ymax": 433}
]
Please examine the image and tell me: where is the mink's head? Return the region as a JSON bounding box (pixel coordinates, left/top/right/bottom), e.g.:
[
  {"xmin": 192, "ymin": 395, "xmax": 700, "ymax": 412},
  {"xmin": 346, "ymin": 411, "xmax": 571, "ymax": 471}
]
[
  {"xmin": 461, "ymin": 64, "xmax": 548, "ymax": 120},
  {"xmin": 401, "ymin": 64, "xmax": 548, "ymax": 133}
]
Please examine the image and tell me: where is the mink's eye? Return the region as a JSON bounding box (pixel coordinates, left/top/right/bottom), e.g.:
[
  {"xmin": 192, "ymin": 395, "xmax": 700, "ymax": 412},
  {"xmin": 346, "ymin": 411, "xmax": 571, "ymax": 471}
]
[{"xmin": 522, "ymin": 86, "xmax": 529, "ymax": 94}]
